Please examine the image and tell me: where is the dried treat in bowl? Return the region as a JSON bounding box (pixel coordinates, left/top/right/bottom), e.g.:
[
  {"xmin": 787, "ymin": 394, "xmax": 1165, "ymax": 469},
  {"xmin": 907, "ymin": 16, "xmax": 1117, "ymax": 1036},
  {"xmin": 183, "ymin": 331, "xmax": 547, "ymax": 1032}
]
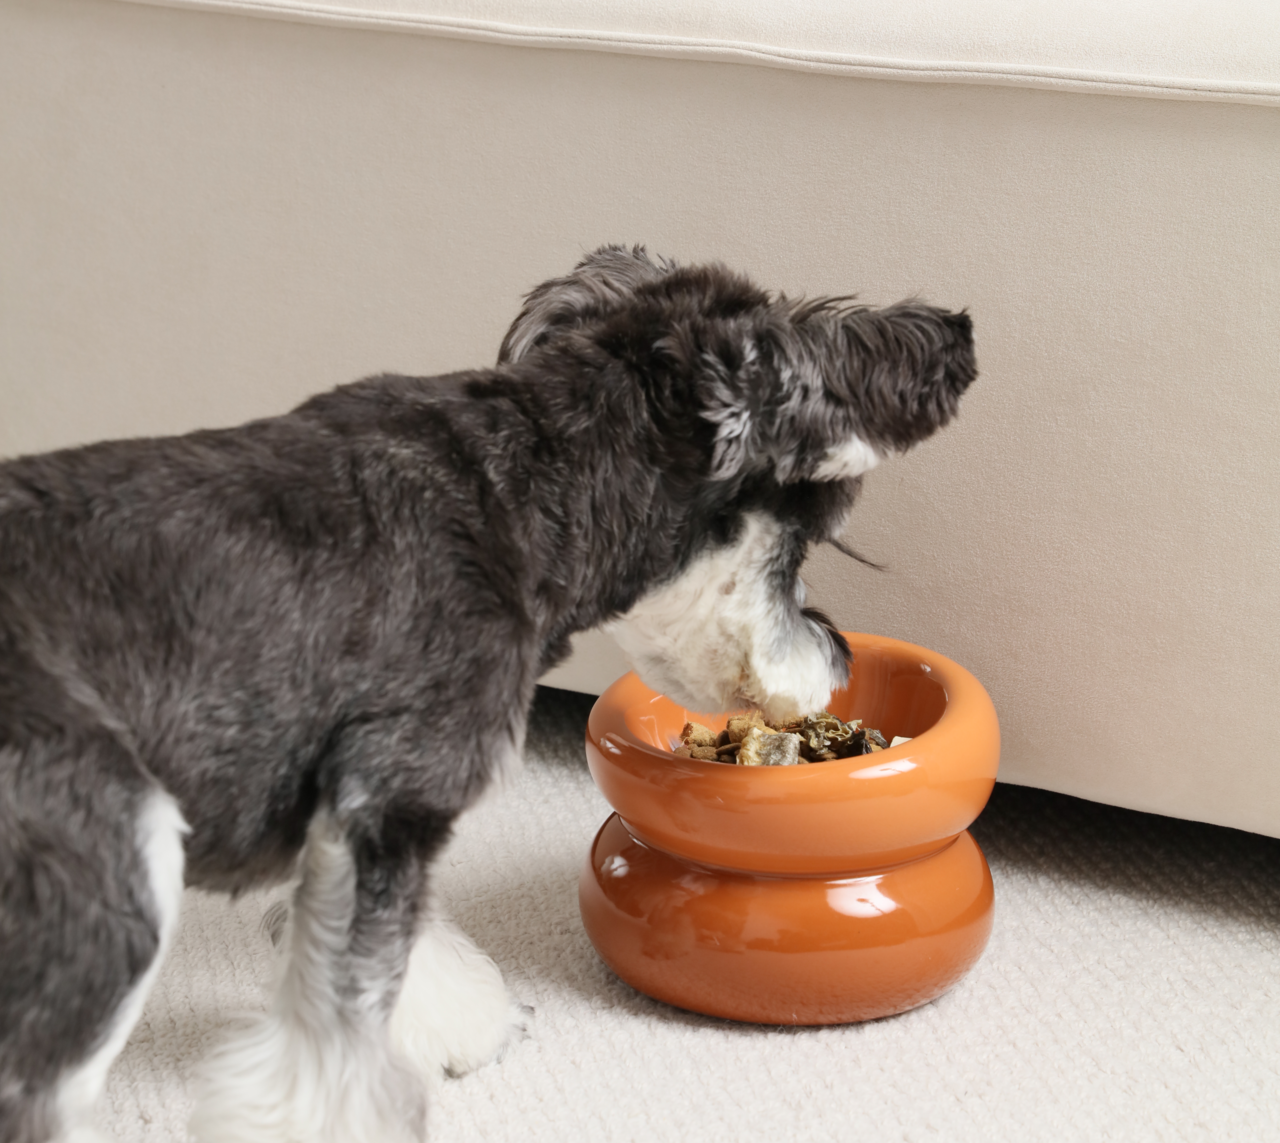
[
  {"xmin": 680, "ymin": 721, "xmax": 718, "ymax": 748},
  {"xmin": 674, "ymin": 710, "xmax": 903, "ymax": 765},
  {"xmin": 725, "ymin": 713, "xmax": 771, "ymax": 743},
  {"xmin": 672, "ymin": 743, "xmax": 720, "ymax": 760},
  {"xmin": 737, "ymin": 726, "xmax": 802, "ymax": 767}
]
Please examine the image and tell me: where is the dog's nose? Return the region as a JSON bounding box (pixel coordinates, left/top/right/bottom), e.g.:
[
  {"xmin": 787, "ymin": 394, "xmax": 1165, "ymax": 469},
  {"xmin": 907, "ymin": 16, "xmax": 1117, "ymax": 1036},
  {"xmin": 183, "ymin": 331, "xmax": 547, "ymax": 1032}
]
[
  {"xmin": 945, "ymin": 310, "xmax": 973, "ymax": 352},
  {"xmin": 942, "ymin": 311, "xmax": 976, "ymax": 391}
]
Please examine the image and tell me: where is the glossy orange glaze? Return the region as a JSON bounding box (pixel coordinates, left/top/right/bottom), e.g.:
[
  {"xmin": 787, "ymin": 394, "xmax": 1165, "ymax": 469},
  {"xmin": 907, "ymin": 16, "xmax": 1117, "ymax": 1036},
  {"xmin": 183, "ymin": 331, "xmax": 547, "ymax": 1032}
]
[
  {"xmin": 579, "ymin": 632, "xmax": 1001, "ymax": 1025},
  {"xmin": 585, "ymin": 632, "xmax": 1000, "ymax": 875},
  {"xmin": 580, "ymin": 815, "xmax": 994, "ymax": 1025}
]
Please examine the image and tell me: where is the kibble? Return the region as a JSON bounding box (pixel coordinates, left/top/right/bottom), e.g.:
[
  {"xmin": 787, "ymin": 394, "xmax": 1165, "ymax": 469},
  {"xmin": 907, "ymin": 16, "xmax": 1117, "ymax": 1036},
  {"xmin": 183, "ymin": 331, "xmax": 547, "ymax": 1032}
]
[{"xmin": 673, "ymin": 711, "xmax": 910, "ymax": 766}]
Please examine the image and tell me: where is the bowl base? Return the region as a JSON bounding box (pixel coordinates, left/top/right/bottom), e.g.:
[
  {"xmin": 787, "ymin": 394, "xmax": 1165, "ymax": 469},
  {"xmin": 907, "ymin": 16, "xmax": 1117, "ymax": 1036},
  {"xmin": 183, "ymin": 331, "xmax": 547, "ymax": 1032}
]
[{"xmin": 580, "ymin": 814, "xmax": 994, "ymax": 1026}]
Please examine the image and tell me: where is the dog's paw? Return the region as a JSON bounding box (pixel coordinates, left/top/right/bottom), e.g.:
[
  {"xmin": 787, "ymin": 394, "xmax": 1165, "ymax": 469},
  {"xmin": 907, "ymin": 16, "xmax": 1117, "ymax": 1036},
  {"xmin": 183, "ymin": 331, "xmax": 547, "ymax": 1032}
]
[
  {"xmin": 390, "ymin": 918, "xmax": 531, "ymax": 1085},
  {"xmin": 191, "ymin": 1011, "xmax": 424, "ymax": 1143},
  {"xmin": 442, "ymin": 1000, "xmax": 532, "ymax": 1080}
]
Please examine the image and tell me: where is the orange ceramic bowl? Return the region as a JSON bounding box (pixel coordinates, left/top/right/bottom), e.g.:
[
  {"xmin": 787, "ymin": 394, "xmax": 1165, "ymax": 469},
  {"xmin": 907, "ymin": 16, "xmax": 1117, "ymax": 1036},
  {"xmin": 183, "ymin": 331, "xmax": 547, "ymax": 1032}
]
[
  {"xmin": 579, "ymin": 632, "xmax": 1001, "ymax": 1025},
  {"xmin": 584, "ymin": 631, "xmax": 1000, "ymax": 875}
]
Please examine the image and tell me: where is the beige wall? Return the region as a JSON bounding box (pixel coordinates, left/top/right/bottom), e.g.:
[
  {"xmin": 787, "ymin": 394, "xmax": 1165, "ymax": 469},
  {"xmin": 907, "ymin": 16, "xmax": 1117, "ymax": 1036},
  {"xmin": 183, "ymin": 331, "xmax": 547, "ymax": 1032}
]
[{"xmin": 3, "ymin": 0, "xmax": 1279, "ymax": 834}]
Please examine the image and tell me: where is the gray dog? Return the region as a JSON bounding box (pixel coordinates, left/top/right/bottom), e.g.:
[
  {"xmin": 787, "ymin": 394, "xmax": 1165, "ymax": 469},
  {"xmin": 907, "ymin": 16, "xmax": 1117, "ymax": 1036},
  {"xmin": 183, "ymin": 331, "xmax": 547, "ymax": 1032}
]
[{"xmin": 0, "ymin": 246, "xmax": 976, "ymax": 1143}]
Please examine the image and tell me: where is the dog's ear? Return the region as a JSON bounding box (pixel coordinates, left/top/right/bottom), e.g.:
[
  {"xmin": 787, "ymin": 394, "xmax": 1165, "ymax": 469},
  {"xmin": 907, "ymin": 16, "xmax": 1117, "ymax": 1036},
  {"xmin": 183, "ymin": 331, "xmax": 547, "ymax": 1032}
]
[
  {"xmin": 695, "ymin": 299, "xmax": 977, "ymax": 483},
  {"xmin": 499, "ymin": 245, "xmax": 666, "ymax": 365}
]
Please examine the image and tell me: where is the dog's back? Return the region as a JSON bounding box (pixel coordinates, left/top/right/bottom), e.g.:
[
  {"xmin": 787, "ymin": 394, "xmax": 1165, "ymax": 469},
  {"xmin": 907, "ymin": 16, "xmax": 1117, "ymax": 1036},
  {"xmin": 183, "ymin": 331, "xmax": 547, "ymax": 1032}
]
[{"xmin": 0, "ymin": 390, "xmax": 527, "ymax": 872}]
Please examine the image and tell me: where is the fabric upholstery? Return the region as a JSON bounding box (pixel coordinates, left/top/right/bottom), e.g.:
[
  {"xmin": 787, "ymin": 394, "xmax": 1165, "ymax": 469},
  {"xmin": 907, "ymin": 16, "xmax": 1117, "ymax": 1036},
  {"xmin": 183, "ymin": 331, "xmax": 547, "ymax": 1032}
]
[
  {"xmin": 2, "ymin": 0, "xmax": 1278, "ymax": 835},
  {"xmin": 126, "ymin": 0, "xmax": 1280, "ymax": 103}
]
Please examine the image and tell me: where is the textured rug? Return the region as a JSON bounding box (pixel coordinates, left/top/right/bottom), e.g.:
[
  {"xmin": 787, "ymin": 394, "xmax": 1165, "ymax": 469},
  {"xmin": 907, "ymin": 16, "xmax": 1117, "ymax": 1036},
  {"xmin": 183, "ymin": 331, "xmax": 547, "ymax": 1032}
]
[{"xmin": 99, "ymin": 687, "xmax": 1280, "ymax": 1143}]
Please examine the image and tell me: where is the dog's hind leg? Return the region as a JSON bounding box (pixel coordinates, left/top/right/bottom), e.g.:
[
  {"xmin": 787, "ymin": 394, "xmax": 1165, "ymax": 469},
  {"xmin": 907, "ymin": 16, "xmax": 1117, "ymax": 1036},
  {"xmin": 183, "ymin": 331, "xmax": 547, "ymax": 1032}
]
[
  {"xmin": 191, "ymin": 806, "xmax": 447, "ymax": 1143},
  {"xmin": 0, "ymin": 735, "xmax": 186, "ymax": 1143},
  {"xmin": 50, "ymin": 790, "xmax": 187, "ymax": 1142},
  {"xmin": 390, "ymin": 909, "xmax": 531, "ymax": 1086}
]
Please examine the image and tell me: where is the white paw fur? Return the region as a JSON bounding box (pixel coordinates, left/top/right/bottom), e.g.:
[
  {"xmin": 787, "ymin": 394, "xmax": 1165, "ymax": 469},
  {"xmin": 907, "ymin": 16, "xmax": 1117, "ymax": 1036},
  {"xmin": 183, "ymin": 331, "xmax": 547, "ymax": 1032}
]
[{"xmin": 391, "ymin": 916, "xmax": 530, "ymax": 1087}]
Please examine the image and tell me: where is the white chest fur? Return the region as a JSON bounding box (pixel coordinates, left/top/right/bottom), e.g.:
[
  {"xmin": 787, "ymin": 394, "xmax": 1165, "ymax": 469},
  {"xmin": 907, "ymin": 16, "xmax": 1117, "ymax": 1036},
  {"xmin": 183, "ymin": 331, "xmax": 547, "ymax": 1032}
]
[{"xmin": 606, "ymin": 512, "xmax": 841, "ymax": 722}]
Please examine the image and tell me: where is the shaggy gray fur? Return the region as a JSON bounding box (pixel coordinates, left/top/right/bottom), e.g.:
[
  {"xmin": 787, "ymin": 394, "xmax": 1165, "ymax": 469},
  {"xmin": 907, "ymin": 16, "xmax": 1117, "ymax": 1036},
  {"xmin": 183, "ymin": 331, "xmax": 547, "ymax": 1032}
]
[{"xmin": 0, "ymin": 246, "xmax": 975, "ymax": 1142}]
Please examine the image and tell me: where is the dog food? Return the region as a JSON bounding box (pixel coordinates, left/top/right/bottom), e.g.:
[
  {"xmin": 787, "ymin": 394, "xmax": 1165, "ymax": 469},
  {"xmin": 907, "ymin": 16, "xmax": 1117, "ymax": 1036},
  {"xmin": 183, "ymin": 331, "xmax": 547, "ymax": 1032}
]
[{"xmin": 673, "ymin": 712, "xmax": 907, "ymax": 766}]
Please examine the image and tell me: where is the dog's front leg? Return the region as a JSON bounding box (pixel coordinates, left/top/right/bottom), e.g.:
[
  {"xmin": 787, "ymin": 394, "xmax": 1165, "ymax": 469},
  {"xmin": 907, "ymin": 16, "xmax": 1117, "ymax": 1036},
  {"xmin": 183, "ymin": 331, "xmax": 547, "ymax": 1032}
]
[{"xmin": 191, "ymin": 807, "xmax": 439, "ymax": 1143}]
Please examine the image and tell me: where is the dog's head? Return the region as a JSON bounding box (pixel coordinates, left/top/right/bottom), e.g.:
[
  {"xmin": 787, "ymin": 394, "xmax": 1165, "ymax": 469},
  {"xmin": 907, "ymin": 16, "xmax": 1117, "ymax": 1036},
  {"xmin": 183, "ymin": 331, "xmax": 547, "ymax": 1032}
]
[{"xmin": 503, "ymin": 246, "xmax": 976, "ymax": 721}]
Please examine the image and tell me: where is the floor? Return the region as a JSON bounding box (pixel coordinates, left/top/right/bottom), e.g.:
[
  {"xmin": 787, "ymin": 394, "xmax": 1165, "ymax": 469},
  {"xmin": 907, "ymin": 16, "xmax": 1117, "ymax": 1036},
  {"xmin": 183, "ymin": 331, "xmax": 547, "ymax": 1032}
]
[{"xmin": 100, "ymin": 686, "xmax": 1280, "ymax": 1142}]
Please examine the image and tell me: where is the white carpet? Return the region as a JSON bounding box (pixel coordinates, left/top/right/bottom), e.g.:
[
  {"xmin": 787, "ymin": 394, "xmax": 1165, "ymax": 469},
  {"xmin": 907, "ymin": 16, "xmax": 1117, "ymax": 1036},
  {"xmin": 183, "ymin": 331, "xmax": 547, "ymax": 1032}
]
[{"xmin": 99, "ymin": 688, "xmax": 1280, "ymax": 1143}]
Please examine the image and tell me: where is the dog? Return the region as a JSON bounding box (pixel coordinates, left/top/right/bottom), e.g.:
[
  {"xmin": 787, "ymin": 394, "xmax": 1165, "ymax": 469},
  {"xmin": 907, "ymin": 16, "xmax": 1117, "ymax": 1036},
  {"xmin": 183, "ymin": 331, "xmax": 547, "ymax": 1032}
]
[{"xmin": 0, "ymin": 245, "xmax": 976, "ymax": 1143}]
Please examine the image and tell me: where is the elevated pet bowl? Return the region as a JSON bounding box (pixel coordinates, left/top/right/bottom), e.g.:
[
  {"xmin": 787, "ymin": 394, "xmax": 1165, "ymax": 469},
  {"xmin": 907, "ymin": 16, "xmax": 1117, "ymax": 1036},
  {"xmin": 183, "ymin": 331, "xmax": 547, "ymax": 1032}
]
[{"xmin": 579, "ymin": 632, "xmax": 1000, "ymax": 1025}]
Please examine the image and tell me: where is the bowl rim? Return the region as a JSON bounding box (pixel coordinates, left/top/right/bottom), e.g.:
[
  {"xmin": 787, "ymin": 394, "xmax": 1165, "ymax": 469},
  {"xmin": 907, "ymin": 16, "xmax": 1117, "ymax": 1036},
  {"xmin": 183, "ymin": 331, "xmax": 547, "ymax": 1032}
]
[{"xmin": 589, "ymin": 630, "xmax": 992, "ymax": 784}]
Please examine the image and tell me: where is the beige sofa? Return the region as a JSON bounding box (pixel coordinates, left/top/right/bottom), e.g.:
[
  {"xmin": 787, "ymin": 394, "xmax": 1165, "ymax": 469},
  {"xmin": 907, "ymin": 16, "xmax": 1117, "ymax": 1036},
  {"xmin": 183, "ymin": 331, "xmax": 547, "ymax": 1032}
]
[{"xmin": 2, "ymin": 0, "xmax": 1278, "ymax": 835}]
